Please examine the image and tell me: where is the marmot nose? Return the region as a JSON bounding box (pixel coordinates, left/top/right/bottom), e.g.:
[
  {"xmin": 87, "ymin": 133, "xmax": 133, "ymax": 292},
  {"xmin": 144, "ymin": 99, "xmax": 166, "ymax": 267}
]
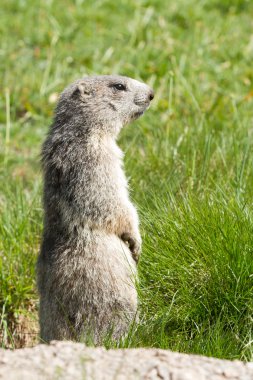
[{"xmin": 149, "ymin": 90, "xmax": 154, "ymax": 101}]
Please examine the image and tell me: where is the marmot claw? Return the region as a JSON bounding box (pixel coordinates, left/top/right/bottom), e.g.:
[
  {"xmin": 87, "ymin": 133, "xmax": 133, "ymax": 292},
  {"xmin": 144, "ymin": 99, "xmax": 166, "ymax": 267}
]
[{"xmin": 121, "ymin": 232, "xmax": 140, "ymax": 263}]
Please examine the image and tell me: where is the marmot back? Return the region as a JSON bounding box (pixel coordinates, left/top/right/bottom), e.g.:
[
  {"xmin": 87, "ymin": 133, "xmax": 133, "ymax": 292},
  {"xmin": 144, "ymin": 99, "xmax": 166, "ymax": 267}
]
[{"xmin": 37, "ymin": 75, "xmax": 154, "ymax": 343}]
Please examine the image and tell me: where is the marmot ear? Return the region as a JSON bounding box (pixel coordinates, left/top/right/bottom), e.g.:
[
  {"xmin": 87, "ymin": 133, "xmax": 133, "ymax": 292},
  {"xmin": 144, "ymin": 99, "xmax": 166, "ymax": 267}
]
[{"xmin": 72, "ymin": 82, "xmax": 93, "ymax": 99}]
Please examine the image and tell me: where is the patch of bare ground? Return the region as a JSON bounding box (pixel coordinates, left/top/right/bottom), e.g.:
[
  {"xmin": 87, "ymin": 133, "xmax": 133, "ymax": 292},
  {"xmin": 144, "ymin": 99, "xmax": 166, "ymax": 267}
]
[{"xmin": 0, "ymin": 303, "xmax": 38, "ymax": 349}]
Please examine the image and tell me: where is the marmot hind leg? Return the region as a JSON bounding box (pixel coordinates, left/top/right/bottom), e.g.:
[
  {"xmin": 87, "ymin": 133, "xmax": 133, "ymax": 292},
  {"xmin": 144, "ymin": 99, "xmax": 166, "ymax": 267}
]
[{"xmin": 39, "ymin": 296, "xmax": 77, "ymax": 343}]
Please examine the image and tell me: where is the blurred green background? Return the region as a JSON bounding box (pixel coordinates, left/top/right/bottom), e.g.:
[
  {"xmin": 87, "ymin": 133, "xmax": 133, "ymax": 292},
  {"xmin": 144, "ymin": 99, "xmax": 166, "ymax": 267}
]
[{"xmin": 0, "ymin": 0, "xmax": 253, "ymax": 359}]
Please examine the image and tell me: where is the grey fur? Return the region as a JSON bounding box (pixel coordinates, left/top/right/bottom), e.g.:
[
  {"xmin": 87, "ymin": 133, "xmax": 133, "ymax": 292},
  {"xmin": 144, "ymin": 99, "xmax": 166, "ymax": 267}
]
[{"xmin": 37, "ymin": 75, "xmax": 154, "ymax": 344}]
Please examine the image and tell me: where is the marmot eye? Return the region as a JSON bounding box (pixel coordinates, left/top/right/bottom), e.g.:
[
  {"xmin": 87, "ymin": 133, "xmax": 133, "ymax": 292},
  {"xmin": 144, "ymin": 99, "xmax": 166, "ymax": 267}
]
[{"xmin": 111, "ymin": 83, "xmax": 127, "ymax": 91}]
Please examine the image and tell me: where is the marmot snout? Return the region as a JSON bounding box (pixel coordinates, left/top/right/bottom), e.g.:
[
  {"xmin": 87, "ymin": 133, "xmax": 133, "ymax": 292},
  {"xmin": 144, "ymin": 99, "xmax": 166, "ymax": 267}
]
[{"xmin": 37, "ymin": 75, "xmax": 154, "ymax": 344}]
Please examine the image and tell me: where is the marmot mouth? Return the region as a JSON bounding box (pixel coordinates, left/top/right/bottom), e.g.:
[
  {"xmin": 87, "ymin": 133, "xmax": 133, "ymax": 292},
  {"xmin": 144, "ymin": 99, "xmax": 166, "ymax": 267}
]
[{"xmin": 133, "ymin": 110, "xmax": 144, "ymax": 118}]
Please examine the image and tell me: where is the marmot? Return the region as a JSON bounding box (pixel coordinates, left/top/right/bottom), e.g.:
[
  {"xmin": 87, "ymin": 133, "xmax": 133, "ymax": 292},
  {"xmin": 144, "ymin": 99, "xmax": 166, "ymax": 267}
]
[{"xmin": 37, "ymin": 75, "xmax": 154, "ymax": 343}]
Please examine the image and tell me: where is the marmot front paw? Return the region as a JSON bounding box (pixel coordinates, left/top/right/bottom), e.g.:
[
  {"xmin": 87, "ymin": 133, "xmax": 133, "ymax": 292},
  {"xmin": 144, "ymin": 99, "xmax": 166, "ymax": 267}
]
[{"xmin": 121, "ymin": 232, "xmax": 141, "ymax": 263}]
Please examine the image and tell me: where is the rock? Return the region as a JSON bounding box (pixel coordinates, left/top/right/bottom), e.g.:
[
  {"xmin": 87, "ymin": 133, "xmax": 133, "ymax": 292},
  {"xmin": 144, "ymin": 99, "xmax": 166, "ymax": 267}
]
[{"xmin": 0, "ymin": 341, "xmax": 252, "ymax": 380}]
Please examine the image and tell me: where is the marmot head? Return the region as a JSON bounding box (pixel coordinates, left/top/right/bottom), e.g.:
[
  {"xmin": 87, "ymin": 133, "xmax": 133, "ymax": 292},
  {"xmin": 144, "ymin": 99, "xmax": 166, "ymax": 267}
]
[{"xmin": 54, "ymin": 75, "xmax": 154, "ymax": 136}]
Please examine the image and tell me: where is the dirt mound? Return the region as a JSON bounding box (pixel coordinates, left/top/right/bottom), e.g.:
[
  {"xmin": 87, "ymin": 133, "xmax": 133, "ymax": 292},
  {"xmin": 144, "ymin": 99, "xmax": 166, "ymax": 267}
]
[{"xmin": 1, "ymin": 341, "xmax": 253, "ymax": 379}]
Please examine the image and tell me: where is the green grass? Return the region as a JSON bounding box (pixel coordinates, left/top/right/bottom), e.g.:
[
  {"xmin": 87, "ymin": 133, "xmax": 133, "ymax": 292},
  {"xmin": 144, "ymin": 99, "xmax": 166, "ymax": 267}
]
[{"xmin": 1, "ymin": 0, "xmax": 253, "ymax": 358}]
